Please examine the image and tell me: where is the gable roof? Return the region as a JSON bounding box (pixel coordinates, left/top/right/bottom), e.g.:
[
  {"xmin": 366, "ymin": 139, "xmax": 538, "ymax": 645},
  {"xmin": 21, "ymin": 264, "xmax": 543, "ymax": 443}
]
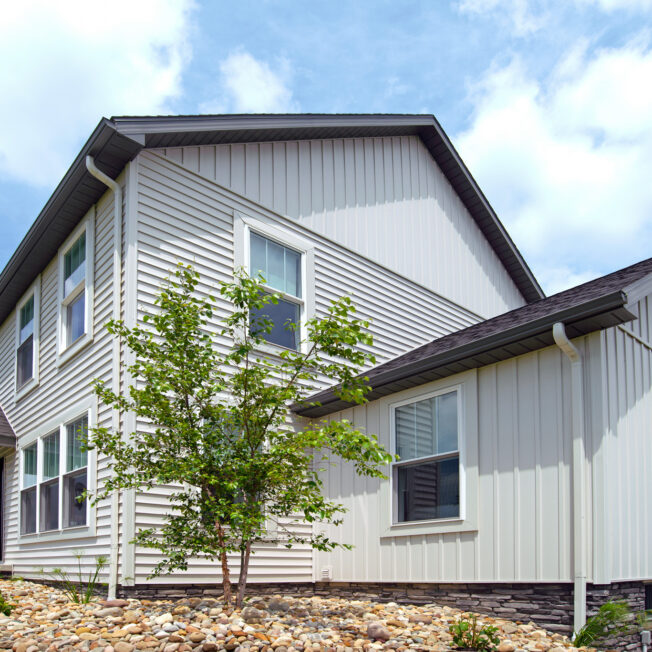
[
  {"xmin": 0, "ymin": 406, "xmax": 16, "ymax": 449},
  {"xmin": 294, "ymin": 257, "xmax": 652, "ymax": 418},
  {"xmin": 0, "ymin": 114, "xmax": 543, "ymax": 326}
]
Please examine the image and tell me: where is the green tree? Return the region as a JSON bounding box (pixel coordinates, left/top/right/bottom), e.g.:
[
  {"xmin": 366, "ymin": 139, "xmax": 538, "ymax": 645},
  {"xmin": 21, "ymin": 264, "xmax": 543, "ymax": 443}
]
[{"xmin": 90, "ymin": 264, "xmax": 392, "ymax": 607}]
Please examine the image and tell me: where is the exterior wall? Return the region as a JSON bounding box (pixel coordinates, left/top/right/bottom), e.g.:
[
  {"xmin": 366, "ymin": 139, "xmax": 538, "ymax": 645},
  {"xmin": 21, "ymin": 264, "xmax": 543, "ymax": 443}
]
[
  {"xmin": 156, "ymin": 136, "xmax": 526, "ymax": 319},
  {"xmin": 600, "ymin": 295, "xmax": 652, "ymax": 583},
  {"xmin": 315, "ymin": 335, "xmax": 605, "ymax": 585},
  {"xmin": 0, "ymin": 181, "xmax": 126, "ymax": 580},
  {"xmin": 130, "ymin": 150, "xmax": 482, "ymax": 585}
]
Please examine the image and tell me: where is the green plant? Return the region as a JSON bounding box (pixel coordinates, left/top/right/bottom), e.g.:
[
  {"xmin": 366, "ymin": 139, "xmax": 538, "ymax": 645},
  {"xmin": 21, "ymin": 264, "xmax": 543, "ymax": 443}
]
[
  {"xmin": 573, "ymin": 600, "xmax": 633, "ymax": 647},
  {"xmin": 39, "ymin": 550, "xmax": 108, "ymax": 603},
  {"xmin": 0, "ymin": 592, "xmax": 14, "ymax": 616},
  {"xmin": 449, "ymin": 614, "xmax": 500, "ymax": 650},
  {"xmin": 89, "ymin": 264, "xmax": 393, "ymax": 607}
]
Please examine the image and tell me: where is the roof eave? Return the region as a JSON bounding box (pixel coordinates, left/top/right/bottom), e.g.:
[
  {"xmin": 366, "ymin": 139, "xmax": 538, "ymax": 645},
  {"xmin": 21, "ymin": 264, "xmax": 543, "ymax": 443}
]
[{"xmin": 294, "ymin": 290, "xmax": 633, "ymax": 418}]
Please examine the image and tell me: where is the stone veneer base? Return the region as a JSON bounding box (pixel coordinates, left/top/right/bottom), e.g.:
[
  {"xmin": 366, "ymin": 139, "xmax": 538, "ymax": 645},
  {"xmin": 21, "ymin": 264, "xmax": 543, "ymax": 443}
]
[{"xmin": 118, "ymin": 579, "xmax": 648, "ymax": 649}]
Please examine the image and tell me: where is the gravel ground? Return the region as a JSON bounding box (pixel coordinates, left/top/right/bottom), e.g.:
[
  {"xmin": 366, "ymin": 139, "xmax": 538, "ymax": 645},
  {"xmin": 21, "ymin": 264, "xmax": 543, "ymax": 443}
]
[{"xmin": 0, "ymin": 579, "xmax": 590, "ymax": 652}]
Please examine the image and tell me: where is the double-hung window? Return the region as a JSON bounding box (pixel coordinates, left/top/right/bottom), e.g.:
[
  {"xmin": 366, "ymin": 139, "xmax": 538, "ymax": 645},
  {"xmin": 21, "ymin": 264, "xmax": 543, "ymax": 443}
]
[
  {"xmin": 63, "ymin": 232, "xmax": 86, "ymax": 347},
  {"xmin": 17, "ymin": 297, "xmax": 35, "ymax": 387},
  {"xmin": 15, "ymin": 278, "xmax": 40, "ymax": 396},
  {"xmin": 249, "ymin": 232, "xmax": 303, "ymax": 350},
  {"xmin": 58, "ymin": 212, "xmax": 94, "ymax": 363},
  {"xmin": 20, "ymin": 414, "xmax": 89, "ymax": 536},
  {"xmin": 393, "ymin": 389, "xmax": 460, "ymax": 523}
]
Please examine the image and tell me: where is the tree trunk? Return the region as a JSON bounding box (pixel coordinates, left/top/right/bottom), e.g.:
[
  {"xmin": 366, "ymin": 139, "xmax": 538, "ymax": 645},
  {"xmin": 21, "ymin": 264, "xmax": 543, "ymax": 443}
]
[
  {"xmin": 216, "ymin": 523, "xmax": 232, "ymax": 606},
  {"xmin": 235, "ymin": 540, "xmax": 252, "ymax": 608}
]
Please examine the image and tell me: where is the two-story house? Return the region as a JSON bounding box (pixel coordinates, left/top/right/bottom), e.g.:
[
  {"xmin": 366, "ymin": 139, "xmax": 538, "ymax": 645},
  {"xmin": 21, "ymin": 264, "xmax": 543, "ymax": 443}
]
[{"xmin": 0, "ymin": 115, "xmax": 649, "ymax": 637}]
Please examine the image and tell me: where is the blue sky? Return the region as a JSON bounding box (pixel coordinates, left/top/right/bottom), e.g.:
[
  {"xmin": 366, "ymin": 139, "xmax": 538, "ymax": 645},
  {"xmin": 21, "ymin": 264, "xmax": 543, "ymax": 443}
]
[{"xmin": 1, "ymin": 0, "xmax": 652, "ymax": 295}]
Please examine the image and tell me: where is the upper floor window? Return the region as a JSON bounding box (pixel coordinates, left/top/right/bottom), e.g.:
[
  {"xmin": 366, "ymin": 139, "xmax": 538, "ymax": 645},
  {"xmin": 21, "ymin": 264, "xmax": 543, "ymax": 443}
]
[
  {"xmin": 249, "ymin": 231, "xmax": 303, "ymax": 350},
  {"xmin": 20, "ymin": 413, "xmax": 90, "ymax": 536},
  {"xmin": 63, "ymin": 232, "xmax": 86, "ymax": 346},
  {"xmin": 393, "ymin": 389, "xmax": 460, "ymax": 523},
  {"xmin": 58, "ymin": 212, "xmax": 94, "ymax": 364},
  {"xmin": 15, "ymin": 277, "xmax": 40, "ymax": 397}
]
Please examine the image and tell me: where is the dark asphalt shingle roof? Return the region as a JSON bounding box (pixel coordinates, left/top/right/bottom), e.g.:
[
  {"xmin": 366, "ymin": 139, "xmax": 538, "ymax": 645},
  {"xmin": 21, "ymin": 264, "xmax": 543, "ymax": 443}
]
[{"xmin": 295, "ymin": 257, "xmax": 652, "ymax": 418}]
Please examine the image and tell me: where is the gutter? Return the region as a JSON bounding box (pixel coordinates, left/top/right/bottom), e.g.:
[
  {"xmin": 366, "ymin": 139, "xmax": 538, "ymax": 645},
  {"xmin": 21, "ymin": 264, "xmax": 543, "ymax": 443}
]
[
  {"xmin": 85, "ymin": 156, "xmax": 122, "ymax": 600},
  {"xmin": 552, "ymin": 322, "xmax": 587, "ymax": 634},
  {"xmin": 296, "ymin": 290, "xmax": 630, "ymax": 418}
]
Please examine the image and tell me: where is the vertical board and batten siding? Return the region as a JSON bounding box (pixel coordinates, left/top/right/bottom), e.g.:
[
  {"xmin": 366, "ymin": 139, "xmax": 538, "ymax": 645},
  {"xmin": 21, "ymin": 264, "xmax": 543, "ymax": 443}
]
[
  {"xmin": 601, "ymin": 295, "xmax": 652, "ymax": 582},
  {"xmin": 155, "ymin": 136, "xmax": 526, "ymax": 319},
  {"xmin": 316, "ymin": 336, "xmax": 604, "ymax": 584},
  {"xmin": 132, "ymin": 151, "xmax": 481, "ymax": 584},
  {"xmin": 0, "ymin": 184, "xmax": 125, "ymax": 579}
]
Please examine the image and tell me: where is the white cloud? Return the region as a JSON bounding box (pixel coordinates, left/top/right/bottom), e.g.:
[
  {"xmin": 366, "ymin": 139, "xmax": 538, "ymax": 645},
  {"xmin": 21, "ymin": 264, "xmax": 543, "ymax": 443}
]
[
  {"xmin": 577, "ymin": 0, "xmax": 652, "ymax": 10},
  {"xmin": 455, "ymin": 37, "xmax": 652, "ymax": 293},
  {"xmin": 456, "ymin": 0, "xmax": 549, "ymax": 35},
  {"xmin": 0, "ymin": 0, "xmax": 193, "ymax": 187},
  {"xmin": 200, "ymin": 51, "xmax": 298, "ymax": 114}
]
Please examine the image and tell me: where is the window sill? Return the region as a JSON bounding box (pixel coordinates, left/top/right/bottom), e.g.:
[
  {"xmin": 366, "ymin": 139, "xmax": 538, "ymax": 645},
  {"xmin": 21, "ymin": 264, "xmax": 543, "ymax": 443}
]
[
  {"xmin": 381, "ymin": 517, "xmax": 477, "ymax": 538},
  {"xmin": 15, "ymin": 377, "xmax": 39, "ymax": 403},
  {"xmin": 57, "ymin": 333, "xmax": 93, "ymax": 367},
  {"xmin": 18, "ymin": 524, "xmax": 95, "ymax": 545}
]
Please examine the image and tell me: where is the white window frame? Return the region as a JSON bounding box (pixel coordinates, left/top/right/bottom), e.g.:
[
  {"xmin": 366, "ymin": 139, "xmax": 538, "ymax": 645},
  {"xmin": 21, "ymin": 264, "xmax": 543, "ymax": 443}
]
[
  {"xmin": 57, "ymin": 208, "xmax": 95, "ymax": 366},
  {"xmin": 18, "ymin": 401, "xmax": 96, "ymax": 543},
  {"xmin": 234, "ymin": 211, "xmax": 315, "ymax": 355},
  {"xmin": 14, "ymin": 276, "xmax": 41, "ymax": 401},
  {"xmin": 379, "ymin": 370, "xmax": 479, "ymax": 538},
  {"xmin": 391, "ymin": 384, "xmax": 463, "ymax": 525}
]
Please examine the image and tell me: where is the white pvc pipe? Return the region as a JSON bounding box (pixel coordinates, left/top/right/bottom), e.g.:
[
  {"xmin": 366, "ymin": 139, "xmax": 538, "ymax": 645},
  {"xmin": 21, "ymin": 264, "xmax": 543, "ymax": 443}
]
[
  {"xmin": 552, "ymin": 322, "xmax": 587, "ymax": 634},
  {"xmin": 85, "ymin": 156, "xmax": 122, "ymax": 600}
]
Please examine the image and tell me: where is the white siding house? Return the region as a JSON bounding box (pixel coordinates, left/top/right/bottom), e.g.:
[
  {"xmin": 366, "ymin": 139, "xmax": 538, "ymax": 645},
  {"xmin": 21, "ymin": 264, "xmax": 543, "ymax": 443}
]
[{"xmin": 0, "ymin": 114, "xmax": 648, "ymax": 640}]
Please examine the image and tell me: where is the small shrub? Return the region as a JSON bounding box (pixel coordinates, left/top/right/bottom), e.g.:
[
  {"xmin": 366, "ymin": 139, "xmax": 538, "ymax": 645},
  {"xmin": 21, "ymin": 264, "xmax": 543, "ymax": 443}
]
[
  {"xmin": 0, "ymin": 592, "xmax": 14, "ymax": 616},
  {"xmin": 449, "ymin": 613, "xmax": 500, "ymax": 650},
  {"xmin": 38, "ymin": 550, "xmax": 108, "ymax": 604},
  {"xmin": 573, "ymin": 600, "xmax": 633, "ymax": 648}
]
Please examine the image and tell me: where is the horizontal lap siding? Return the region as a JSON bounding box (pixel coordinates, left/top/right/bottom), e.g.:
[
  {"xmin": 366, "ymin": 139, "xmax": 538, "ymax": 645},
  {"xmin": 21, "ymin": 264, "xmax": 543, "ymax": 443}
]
[
  {"xmin": 315, "ymin": 342, "xmax": 597, "ymax": 583},
  {"xmin": 601, "ymin": 297, "xmax": 652, "ymax": 582},
  {"xmin": 157, "ymin": 137, "xmax": 525, "ymax": 319},
  {"xmin": 0, "ymin": 185, "xmax": 122, "ymax": 579},
  {"xmin": 132, "ymin": 151, "xmax": 481, "ymax": 584}
]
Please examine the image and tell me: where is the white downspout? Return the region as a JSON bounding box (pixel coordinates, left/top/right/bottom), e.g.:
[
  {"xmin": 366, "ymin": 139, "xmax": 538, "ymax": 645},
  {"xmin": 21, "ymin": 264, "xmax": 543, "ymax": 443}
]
[
  {"xmin": 552, "ymin": 322, "xmax": 587, "ymax": 634},
  {"xmin": 85, "ymin": 156, "xmax": 122, "ymax": 600}
]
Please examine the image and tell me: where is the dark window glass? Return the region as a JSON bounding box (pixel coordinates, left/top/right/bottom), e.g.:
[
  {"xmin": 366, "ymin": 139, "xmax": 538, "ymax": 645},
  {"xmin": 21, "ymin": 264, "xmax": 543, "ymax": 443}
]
[
  {"xmin": 43, "ymin": 432, "xmax": 60, "ymax": 479},
  {"xmin": 67, "ymin": 416, "xmax": 88, "ymax": 472},
  {"xmin": 39, "ymin": 480, "xmax": 59, "ymax": 531},
  {"xmin": 64, "ymin": 233, "xmax": 86, "ymax": 296},
  {"xmin": 250, "ymin": 295, "xmax": 300, "ymax": 350},
  {"xmin": 16, "ymin": 336, "xmax": 33, "ymax": 387},
  {"xmin": 64, "ymin": 470, "xmax": 87, "ymax": 528},
  {"xmin": 23, "ymin": 444, "xmax": 37, "ymax": 488},
  {"xmin": 397, "ymin": 457, "xmax": 459, "ymax": 522},
  {"xmin": 66, "ymin": 291, "xmax": 85, "ymax": 345},
  {"xmin": 20, "ymin": 487, "xmax": 36, "ymax": 534},
  {"xmin": 19, "ymin": 296, "xmax": 34, "ymax": 333}
]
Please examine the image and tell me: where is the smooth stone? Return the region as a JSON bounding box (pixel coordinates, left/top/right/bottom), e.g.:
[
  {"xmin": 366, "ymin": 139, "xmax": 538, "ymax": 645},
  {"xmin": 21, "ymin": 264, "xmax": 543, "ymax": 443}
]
[{"xmin": 366, "ymin": 623, "xmax": 391, "ymax": 642}]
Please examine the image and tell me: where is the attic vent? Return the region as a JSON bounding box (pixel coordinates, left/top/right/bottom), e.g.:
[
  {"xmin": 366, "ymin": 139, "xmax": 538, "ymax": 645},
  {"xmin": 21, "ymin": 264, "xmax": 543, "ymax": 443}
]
[{"xmin": 320, "ymin": 566, "xmax": 332, "ymax": 581}]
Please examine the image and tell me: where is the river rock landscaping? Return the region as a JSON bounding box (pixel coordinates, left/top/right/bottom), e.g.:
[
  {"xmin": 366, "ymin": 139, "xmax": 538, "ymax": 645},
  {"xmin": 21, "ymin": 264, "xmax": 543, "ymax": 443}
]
[{"xmin": 0, "ymin": 579, "xmax": 592, "ymax": 652}]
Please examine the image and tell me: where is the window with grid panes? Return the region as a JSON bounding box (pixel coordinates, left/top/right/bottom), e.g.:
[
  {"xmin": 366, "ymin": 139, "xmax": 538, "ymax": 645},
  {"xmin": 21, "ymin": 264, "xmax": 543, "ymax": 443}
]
[
  {"xmin": 249, "ymin": 232, "xmax": 303, "ymax": 350},
  {"xmin": 16, "ymin": 295, "xmax": 35, "ymax": 387}
]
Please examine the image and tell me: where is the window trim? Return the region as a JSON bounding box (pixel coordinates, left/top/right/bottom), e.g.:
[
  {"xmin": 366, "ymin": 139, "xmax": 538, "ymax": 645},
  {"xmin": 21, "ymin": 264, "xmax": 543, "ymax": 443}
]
[
  {"xmin": 18, "ymin": 401, "xmax": 96, "ymax": 543},
  {"xmin": 14, "ymin": 276, "xmax": 41, "ymax": 401},
  {"xmin": 57, "ymin": 209, "xmax": 95, "ymax": 366},
  {"xmin": 234, "ymin": 212, "xmax": 315, "ymax": 355},
  {"xmin": 380, "ymin": 370, "xmax": 479, "ymax": 538}
]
